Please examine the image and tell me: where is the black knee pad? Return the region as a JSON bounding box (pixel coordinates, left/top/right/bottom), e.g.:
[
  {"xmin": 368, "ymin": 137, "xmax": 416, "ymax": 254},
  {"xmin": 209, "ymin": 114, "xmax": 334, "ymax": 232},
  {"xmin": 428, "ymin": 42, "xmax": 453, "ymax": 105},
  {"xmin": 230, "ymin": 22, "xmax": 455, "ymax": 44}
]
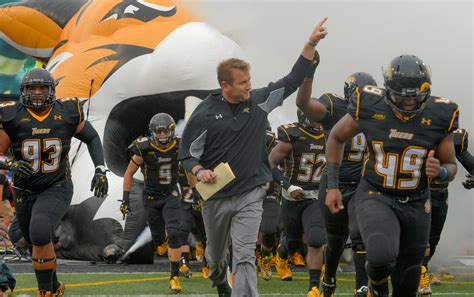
[
  {"xmin": 366, "ymin": 233, "xmax": 397, "ymax": 267},
  {"xmin": 306, "ymin": 227, "xmax": 326, "ymax": 248},
  {"xmin": 167, "ymin": 227, "xmax": 181, "ymax": 249},
  {"xmin": 30, "ymin": 215, "xmax": 53, "ymax": 246},
  {"xmin": 365, "ymin": 261, "xmax": 395, "ymax": 282},
  {"xmin": 262, "ymin": 232, "xmax": 276, "ymax": 248},
  {"xmin": 179, "ymin": 230, "xmax": 190, "ymax": 246}
]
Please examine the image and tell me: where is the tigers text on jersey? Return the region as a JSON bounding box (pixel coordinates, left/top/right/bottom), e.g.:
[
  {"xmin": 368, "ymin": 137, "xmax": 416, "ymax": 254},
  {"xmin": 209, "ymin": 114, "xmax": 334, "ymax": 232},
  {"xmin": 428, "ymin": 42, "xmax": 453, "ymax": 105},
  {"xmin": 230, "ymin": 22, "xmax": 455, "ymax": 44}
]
[
  {"xmin": 277, "ymin": 123, "xmax": 326, "ymax": 191},
  {"xmin": 318, "ymin": 93, "xmax": 366, "ymax": 182},
  {"xmin": 129, "ymin": 136, "xmax": 179, "ymax": 195},
  {"xmin": 348, "ymin": 86, "xmax": 459, "ymax": 195},
  {"xmin": 0, "ymin": 99, "xmax": 83, "ymax": 191}
]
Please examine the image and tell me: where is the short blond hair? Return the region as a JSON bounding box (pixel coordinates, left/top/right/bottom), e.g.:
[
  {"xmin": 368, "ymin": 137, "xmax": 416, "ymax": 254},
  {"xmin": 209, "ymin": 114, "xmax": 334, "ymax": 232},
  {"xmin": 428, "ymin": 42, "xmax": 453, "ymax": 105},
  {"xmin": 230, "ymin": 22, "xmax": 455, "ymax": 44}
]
[{"xmin": 217, "ymin": 58, "xmax": 250, "ymax": 85}]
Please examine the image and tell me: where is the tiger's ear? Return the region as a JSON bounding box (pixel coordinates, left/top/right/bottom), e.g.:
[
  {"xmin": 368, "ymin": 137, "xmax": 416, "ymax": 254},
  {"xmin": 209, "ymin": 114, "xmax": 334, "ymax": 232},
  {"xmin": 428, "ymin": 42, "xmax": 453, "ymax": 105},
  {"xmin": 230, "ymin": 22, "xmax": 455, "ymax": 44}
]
[{"xmin": 0, "ymin": 0, "xmax": 88, "ymax": 61}]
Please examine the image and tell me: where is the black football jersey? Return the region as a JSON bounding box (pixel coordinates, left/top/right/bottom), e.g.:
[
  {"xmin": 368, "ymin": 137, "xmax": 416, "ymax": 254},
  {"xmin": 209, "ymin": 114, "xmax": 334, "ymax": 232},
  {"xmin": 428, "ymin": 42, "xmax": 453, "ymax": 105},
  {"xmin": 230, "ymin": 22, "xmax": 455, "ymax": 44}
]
[
  {"xmin": 0, "ymin": 99, "xmax": 83, "ymax": 191},
  {"xmin": 348, "ymin": 86, "xmax": 459, "ymax": 195},
  {"xmin": 453, "ymin": 128, "xmax": 468, "ymax": 155},
  {"xmin": 277, "ymin": 123, "xmax": 326, "ymax": 191},
  {"xmin": 318, "ymin": 93, "xmax": 367, "ymax": 182},
  {"xmin": 129, "ymin": 136, "xmax": 179, "ymax": 195}
]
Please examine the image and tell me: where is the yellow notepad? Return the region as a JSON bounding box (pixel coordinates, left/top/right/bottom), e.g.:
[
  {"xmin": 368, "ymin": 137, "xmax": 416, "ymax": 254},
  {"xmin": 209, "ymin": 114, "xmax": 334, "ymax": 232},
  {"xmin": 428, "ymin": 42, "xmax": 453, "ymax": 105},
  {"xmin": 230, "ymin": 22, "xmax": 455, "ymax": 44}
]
[{"xmin": 196, "ymin": 162, "xmax": 236, "ymax": 200}]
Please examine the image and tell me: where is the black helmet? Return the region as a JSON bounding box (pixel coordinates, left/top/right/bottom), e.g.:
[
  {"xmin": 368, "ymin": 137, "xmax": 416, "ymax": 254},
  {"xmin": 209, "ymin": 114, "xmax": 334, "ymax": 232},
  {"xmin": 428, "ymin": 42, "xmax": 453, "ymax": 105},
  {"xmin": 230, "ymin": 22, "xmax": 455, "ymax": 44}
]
[
  {"xmin": 383, "ymin": 55, "xmax": 431, "ymax": 119},
  {"xmin": 149, "ymin": 113, "xmax": 175, "ymax": 146},
  {"xmin": 102, "ymin": 244, "xmax": 124, "ymax": 264},
  {"xmin": 297, "ymin": 109, "xmax": 320, "ymax": 133},
  {"xmin": 20, "ymin": 68, "xmax": 56, "ymax": 109},
  {"xmin": 344, "ymin": 72, "xmax": 377, "ymax": 100}
]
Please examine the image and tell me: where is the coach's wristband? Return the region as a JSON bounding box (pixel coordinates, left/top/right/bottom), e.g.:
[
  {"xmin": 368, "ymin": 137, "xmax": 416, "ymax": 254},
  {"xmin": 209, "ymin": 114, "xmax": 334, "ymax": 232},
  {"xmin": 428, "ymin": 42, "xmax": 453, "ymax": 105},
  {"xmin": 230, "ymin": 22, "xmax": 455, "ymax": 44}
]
[
  {"xmin": 326, "ymin": 162, "xmax": 340, "ymax": 189},
  {"xmin": 194, "ymin": 167, "xmax": 205, "ymax": 177},
  {"xmin": 436, "ymin": 166, "xmax": 449, "ymax": 182}
]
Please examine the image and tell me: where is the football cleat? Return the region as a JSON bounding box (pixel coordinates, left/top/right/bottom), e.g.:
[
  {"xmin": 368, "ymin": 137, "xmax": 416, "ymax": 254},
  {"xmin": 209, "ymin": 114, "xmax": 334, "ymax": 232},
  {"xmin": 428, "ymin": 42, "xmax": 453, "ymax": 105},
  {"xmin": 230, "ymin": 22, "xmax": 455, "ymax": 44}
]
[
  {"xmin": 442, "ymin": 272, "xmax": 454, "ymax": 279},
  {"xmin": 307, "ymin": 286, "xmax": 322, "ymax": 297},
  {"xmin": 418, "ymin": 265, "xmax": 432, "ymax": 296},
  {"xmin": 37, "ymin": 291, "xmax": 52, "ymax": 297},
  {"xmin": 369, "ymin": 280, "xmax": 389, "ymax": 297},
  {"xmin": 355, "ymin": 286, "xmax": 371, "ymax": 297},
  {"xmin": 275, "ymin": 254, "xmax": 293, "ymax": 281},
  {"xmin": 260, "ymin": 255, "xmax": 272, "ymax": 281},
  {"xmin": 290, "ymin": 251, "xmax": 305, "ymax": 267},
  {"xmin": 179, "ymin": 263, "xmax": 192, "ymax": 279},
  {"xmin": 53, "ymin": 282, "xmax": 65, "ymax": 297},
  {"xmin": 155, "ymin": 240, "xmax": 169, "ymax": 257},
  {"xmin": 196, "ymin": 241, "xmax": 204, "ymax": 262},
  {"xmin": 321, "ymin": 275, "xmax": 336, "ymax": 297},
  {"xmin": 202, "ymin": 265, "xmax": 209, "ymax": 278},
  {"xmin": 169, "ymin": 276, "xmax": 182, "ymax": 293},
  {"xmin": 430, "ymin": 273, "xmax": 441, "ymax": 286}
]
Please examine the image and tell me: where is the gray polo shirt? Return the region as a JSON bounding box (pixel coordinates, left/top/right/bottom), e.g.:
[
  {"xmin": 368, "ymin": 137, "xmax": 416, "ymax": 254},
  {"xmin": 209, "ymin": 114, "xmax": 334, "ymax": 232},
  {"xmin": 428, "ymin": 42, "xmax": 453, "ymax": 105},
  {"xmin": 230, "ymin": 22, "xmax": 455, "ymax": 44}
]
[{"xmin": 179, "ymin": 55, "xmax": 311, "ymax": 199}]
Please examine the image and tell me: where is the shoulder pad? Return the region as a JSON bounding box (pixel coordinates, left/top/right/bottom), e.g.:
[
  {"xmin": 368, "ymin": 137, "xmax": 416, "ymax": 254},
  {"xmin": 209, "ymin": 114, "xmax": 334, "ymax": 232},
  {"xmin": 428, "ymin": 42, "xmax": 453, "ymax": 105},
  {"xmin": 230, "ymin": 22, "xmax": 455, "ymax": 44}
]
[
  {"xmin": 425, "ymin": 96, "xmax": 459, "ymax": 132},
  {"xmin": 0, "ymin": 101, "xmax": 19, "ymax": 123},
  {"xmin": 348, "ymin": 86, "xmax": 385, "ymax": 120},
  {"xmin": 453, "ymin": 128, "xmax": 469, "ymax": 154},
  {"xmin": 277, "ymin": 123, "xmax": 301, "ymax": 142},
  {"xmin": 135, "ymin": 136, "xmax": 151, "ymax": 149},
  {"xmin": 57, "ymin": 97, "xmax": 84, "ymax": 125}
]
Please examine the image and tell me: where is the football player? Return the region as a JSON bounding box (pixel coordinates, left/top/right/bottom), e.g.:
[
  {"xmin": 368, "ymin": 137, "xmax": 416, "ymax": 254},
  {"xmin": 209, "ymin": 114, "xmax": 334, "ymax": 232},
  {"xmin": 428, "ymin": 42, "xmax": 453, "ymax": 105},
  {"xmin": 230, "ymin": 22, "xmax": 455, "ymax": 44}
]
[
  {"xmin": 269, "ymin": 112, "xmax": 327, "ymax": 296},
  {"xmin": 418, "ymin": 127, "xmax": 474, "ymax": 295},
  {"xmin": 120, "ymin": 113, "xmax": 182, "ymax": 293},
  {"xmin": 325, "ymin": 55, "xmax": 458, "ymax": 297},
  {"xmin": 258, "ymin": 124, "xmax": 282, "ymax": 281},
  {"xmin": 296, "ymin": 68, "xmax": 377, "ymax": 296},
  {"xmin": 0, "ymin": 68, "xmax": 108, "ymax": 296}
]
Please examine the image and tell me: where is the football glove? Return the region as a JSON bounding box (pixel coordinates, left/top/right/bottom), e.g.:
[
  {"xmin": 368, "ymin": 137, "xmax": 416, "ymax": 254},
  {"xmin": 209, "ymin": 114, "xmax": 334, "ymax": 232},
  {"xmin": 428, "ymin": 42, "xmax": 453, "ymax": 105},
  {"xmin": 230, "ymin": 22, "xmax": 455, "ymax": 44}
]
[
  {"xmin": 0, "ymin": 160, "xmax": 34, "ymax": 178},
  {"xmin": 118, "ymin": 191, "xmax": 131, "ymax": 219},
  {"xmin": 462, "ymin": 174, "xmax": 474, "ymax": 190},
  {"xmin": 90, "ymin": 166, "xmax": 109, "ymax": 198}
]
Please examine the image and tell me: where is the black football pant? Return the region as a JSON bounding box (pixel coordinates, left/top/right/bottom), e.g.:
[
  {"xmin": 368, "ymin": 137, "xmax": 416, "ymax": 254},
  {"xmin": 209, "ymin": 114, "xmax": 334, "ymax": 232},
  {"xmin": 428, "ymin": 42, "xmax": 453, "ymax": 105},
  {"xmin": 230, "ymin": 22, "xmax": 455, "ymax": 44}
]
[
  {"xmin": 179, "ymin": 201, "xmax": 207, "ymax": 249},
  {"xmin": 356, "ymin": 178, "xmax": 430, "ymax": 297},
  {"xmin": 144, "ymin": 191, "xmax": 181, "ymax": 249},
  {"xmin": 260, "ymin": 195, "xmax": 280, "ymax": 248},
  {"xmin": 13, "ymin": 180, "xmax": 73, "ymax": 246},
  {"xmin": 319, "ymin": 174, "xmax": 366, "ymax": 288},
  {"xmin": 424, "ymin": 188, "xmax": 448, "ymax": 265}
]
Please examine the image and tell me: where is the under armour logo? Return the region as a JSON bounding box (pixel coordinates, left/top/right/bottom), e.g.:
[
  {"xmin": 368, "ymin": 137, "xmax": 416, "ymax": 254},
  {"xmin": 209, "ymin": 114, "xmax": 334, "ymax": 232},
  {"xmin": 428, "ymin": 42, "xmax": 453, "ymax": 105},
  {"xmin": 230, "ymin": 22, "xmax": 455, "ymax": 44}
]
[
  {"xmin": 421, "ymin": 118, "xmax": 431, "ymax": 125},
  {"xmin": 54, "ymin": 115, "xmax": 62, "ymax": 120},
  {"xmin": 215, "ymin": 114, "xmax": 223, "ymax": 120}
]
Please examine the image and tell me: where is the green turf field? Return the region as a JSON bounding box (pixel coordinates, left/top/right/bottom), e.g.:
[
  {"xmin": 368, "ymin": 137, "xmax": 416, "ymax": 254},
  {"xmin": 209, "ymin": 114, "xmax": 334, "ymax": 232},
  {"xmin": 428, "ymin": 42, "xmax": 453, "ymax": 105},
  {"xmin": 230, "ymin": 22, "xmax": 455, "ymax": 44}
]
[{"xmin": 10, "ymin": 272, "xmax": 474, "ymax": 296}]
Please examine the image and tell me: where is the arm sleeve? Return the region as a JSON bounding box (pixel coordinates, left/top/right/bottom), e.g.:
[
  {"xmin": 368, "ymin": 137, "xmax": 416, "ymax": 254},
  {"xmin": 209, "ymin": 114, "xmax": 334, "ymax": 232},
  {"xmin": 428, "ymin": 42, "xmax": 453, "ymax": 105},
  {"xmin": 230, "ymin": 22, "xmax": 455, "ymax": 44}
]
[
  {"xmin": 317, "ymin": 94, "xmax": 334, "ymax": 128},
  {"xmin": 254, "ymin": 55, "xmax": 312, "ymax": 113},
  {"xmin": 74, "ymin": 121, "xmax": 105, "ymax": 167},
  {"xmin": 178, "ymin": 103, "xmax": 208, "ymax": 172},
  {"xmin": 457, "ymin": 150, "xmax": 474, "ymax": 174},
  {"xmin": 276, "ymin": 125, "xmax": 292, "ymax": 143}
]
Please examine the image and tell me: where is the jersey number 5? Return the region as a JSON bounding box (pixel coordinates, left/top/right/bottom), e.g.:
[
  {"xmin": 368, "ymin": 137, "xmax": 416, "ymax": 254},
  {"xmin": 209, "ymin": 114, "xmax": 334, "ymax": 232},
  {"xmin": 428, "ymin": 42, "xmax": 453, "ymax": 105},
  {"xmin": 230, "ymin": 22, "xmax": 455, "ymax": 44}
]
[
  {"xmin": 22, "ymin": 139, "xmax": 62, "ymax": 173},
  {"xmin": 297, "ymin": 153, "xmax": 326, "ymax": 182}
]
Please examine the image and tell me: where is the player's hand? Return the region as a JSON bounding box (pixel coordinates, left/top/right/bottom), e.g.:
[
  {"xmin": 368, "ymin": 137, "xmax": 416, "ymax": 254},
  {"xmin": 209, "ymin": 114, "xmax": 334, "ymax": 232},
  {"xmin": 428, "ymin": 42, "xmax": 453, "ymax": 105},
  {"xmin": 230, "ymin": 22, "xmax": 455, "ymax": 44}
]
[
  {"xmin": 463, "ymin": 174, "xmax": 474, "ymax": 189},
  {"xmin": 5, "ymin": 160, "xmax": 34, "ymax": 178},
  {"xmin": 425, "ymin": 150, "xmax": 441, "ymax": 178},
  {"xmin": 119, "ymin": 200, "xmax": 130, "ymax": 219},
  {"xmin": 91, "ymin": 166, "xmax": 109, "ymax": 198},
  {"xmin": 326, "ymin": 189, "xmax": 344, "ymax": 214},
  {"xmin": 196, "ymin": 169, "xmax": 216, "ymax": 183},
  {"xmin": 308, "ymin": 17, "xmax": 328, "ymax": 45},
  {"xmin": 288, "ymin": 185, "xmax": 305, "ymax": 200}
]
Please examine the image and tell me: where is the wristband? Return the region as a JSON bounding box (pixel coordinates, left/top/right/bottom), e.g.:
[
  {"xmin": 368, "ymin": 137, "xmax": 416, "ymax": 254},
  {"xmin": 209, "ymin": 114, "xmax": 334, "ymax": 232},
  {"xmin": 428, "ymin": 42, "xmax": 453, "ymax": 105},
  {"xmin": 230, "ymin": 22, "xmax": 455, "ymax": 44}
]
[
  {"xmin": 194, "ymin": 167, "xmax": 205, "ymax": 177},
  {"xmin": 326, "ymin": 162, "xmax": 340, "ymax": 189},
  {"xmin": 307, "ymin": 40, "xmax": 318, "ymax": 47},
  {"xmin": 287, "ymin": 185, "xmax": 303, "ymax": 194},
  {"xmin": 437, "ymin": 166, "xmax": 449, "ymax": 182},
  {"xmin": 123, "ymin": 191, "xmax": 130, "ymax": 203}
]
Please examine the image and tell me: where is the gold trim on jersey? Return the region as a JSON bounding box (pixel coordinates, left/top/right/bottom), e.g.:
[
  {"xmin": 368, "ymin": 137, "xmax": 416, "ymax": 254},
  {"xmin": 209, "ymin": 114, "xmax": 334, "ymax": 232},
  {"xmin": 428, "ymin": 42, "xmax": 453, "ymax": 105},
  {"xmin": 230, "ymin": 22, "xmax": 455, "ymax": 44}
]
[
  {"xmin": 26, "ymin": 107, "xmax": 53, "ymax": 122},
  {"xmin": 150, "ymin": 139, "xmax": 177, "ymax": 153},
  {"xmin": 280, "ymin": 126, "xmax": 291, "ymax": 143},
  {"xmin": 76, "ymin": 98, "xmax": 83, "ymax": 123},
  {"xmin": 355, "ymin": 87, "xmax": 361, "ymax": 121},
  {"xmin": 324, "ymin": 94, "xmax": 334, "ymax": 116},
  {"xmin": 461, "ymin": 131, "xmax": 466, "ymax": 152},
  {"xmin": 447, "ymin": 108, "xmax": 459, "ymax": 132},
  {"xmin": 298, "ymin": 127, "xmax": 324, "ymax": 140}
]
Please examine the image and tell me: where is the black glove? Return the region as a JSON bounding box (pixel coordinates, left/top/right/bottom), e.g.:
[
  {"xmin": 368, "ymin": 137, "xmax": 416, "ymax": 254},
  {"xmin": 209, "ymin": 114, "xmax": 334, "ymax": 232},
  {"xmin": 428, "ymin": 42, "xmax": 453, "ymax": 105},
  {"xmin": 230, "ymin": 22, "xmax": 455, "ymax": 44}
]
[
  {"xmin": 119, "ymin": 191, "xmax": 131, "ymax": 219},
  {"xmin": 306, "ymin": 50, "xmax": 320, "ymax": 78},
  {"xmin": 0, "ymin": 160, "xmax": 34, "ymax": 178},
  {"xmin": 90, "ymin": 166, "xmax": 109, "ymax": 198},
  {"xmin": 462, "ymin": 174, "xmax": 474, "ymax": 189}
]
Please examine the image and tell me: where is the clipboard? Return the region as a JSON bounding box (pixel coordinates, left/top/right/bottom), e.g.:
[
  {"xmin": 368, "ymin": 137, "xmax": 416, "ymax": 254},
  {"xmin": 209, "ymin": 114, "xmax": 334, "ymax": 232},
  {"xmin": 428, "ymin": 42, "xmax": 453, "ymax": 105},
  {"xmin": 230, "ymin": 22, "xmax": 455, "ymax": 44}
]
[{"xmin": 195, "ymin": 162, "xmax": 235, "ymax": 200}]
